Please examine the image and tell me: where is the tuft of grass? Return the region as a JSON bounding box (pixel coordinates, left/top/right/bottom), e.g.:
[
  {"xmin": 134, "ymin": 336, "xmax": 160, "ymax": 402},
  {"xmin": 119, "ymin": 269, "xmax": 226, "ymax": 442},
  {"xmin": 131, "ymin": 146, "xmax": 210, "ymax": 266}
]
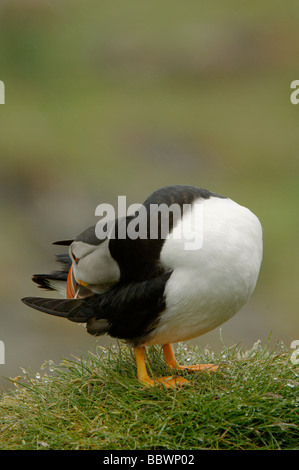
[{"xmin": 0, "ymin": 341, "xmax": 298, "ymax": 450}]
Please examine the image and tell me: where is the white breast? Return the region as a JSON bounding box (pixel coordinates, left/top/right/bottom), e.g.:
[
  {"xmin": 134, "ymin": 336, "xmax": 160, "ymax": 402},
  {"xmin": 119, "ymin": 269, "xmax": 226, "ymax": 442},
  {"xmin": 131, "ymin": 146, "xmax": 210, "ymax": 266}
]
[{"xmin": 147, "ymin": 196, "xmax": 263, "ymax": 346}]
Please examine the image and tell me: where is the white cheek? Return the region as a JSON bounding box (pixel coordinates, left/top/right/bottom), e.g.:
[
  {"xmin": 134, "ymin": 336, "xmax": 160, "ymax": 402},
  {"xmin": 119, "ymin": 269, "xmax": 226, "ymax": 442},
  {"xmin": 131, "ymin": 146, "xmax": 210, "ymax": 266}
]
[{"xmin": 74, "ymin": 243, "xmax": 120, "ymax": 286}]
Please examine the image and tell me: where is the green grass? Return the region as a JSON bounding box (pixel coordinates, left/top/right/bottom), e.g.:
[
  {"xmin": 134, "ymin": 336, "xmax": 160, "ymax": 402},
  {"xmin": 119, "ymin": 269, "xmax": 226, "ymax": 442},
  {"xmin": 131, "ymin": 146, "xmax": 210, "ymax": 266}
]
[{"xmin": 0, "ymin": 341, "xmax": 298, "ymax": 450}]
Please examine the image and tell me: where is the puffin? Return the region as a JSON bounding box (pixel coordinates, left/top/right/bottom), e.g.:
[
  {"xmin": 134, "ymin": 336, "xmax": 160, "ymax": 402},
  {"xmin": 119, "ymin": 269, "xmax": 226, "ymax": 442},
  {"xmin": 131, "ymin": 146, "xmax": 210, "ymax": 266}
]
[{"xmin": 22, "ymin": 185, "xmax": 263, "ymax": 388}]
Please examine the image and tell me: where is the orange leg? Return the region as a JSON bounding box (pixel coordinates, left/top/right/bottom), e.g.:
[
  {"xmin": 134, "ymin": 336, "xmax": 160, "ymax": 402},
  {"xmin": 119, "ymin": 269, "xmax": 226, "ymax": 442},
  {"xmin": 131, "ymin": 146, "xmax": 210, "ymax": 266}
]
[
  {"xmin": 134, "ymin": 347, "xmax": 189, "ymax": 388},
  {"xmin": 162, "ymin": 344, "xmax": 218, "ymax": 372}
]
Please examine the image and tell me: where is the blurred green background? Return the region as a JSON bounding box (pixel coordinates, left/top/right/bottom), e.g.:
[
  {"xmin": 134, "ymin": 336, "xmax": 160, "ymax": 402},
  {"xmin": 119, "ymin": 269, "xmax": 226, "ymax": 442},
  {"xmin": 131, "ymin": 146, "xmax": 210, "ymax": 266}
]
[{"xmin": 0, "ymin": 0, "xmax": 298, "ymax": 390}]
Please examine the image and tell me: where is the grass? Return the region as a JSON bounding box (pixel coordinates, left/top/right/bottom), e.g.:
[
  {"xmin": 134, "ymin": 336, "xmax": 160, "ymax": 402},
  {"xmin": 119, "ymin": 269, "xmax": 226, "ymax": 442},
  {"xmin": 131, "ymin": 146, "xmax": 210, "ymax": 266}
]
[{"xmin": 0, "ymin": 340, "xmax": 298, "ymax": 450}]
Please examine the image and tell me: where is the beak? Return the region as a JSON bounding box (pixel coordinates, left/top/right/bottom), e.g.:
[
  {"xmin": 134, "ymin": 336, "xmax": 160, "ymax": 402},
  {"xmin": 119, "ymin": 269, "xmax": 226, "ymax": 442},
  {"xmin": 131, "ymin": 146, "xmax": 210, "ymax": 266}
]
[
  {"xmin": 66, "ymin": 265, "xmax": 92, "ymax": 299},
  {"xmin": 66, "ymin": 265, "xmax": 77, "ymax": 299}
]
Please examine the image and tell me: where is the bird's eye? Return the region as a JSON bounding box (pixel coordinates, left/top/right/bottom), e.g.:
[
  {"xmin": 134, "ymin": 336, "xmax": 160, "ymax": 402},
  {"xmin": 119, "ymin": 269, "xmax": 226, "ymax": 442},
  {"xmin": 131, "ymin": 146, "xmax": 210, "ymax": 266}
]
[{"xmin": 71, "ymin": 251, "xmax": 79, "ymax": 264}]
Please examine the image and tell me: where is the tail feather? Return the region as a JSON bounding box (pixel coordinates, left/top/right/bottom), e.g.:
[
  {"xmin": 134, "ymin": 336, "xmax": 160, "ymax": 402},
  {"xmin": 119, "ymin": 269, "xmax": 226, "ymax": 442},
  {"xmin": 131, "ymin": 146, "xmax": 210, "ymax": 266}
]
[
  {"xmin": 32, "ymin": 252, "xmax": 71, "ymax": 294},
  {"xmin": 21, "ymin": 296, "xmax": 88, "ymax": 322},
  {"xmin": 32, "ymin": 272, "xmax": 68, "ymax": 290},
  {"xmin": 56, "ymin": 253, "xmax": 72, "ymax": 270},
  {"xmin": 52, "ymin": 239, "xmax": 74, "ymax": 246},
  {"xmin": 22, "ymin": 295, "xmax": 110, "ymax": 335}
]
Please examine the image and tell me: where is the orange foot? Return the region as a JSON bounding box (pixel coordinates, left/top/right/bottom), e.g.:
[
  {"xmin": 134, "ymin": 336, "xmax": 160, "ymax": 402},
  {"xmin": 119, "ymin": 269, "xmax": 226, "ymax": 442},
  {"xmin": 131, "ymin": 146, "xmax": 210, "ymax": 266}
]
[
  {"xmin": 140, "ymin": 375, "xmax": 190, "ymax": 389},
  {"xmin": 134, "ymin": 347, "xmax": 189, "ymax": 388},
  {"xmin": 162, "ymin": 344, "xmax": 219, "ymax": 372}
]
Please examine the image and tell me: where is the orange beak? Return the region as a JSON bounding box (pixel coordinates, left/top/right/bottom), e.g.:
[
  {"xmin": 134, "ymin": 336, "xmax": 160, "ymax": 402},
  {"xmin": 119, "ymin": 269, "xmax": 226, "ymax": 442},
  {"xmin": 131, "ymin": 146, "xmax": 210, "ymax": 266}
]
[
  {"xmin": 66, "ymin": 265, "xmax": 76, "ymax": 299},
  {"xmin": 67, "ymin": 265, "xmax": 90, "ymax": 299}
]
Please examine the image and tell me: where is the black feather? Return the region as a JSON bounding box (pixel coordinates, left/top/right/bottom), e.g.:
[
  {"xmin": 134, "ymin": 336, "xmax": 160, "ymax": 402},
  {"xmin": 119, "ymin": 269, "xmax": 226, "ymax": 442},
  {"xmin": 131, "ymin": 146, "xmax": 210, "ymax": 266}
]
[
  {"xmin": 32, "ymin": 253, "xmax": 71, "ymax": 291},
  {"xmin": 21, "ymin": 297, "xmax": 88, "ymax": 322},
  {"xmin": 56, "ymin": 253, "xmax": 72, "ymax": 270},
  {"xmin": 32, "ymin": 273, "xmax": 67, "ymax": 290},
  {"xmin": 52, "ymin": 240, "xmax": 74, "ymax": 246}
]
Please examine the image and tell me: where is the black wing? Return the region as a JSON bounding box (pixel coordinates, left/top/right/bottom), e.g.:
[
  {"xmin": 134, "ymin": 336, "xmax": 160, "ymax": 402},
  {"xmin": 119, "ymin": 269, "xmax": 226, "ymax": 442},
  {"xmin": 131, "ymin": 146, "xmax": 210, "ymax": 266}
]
[
  {"xmin": 22, "ymin": 271, "xmax": 172, "ymax": 346},
  {"xmin": 21, "ymin": 296, "xmax": 87, "ymax": 322}
]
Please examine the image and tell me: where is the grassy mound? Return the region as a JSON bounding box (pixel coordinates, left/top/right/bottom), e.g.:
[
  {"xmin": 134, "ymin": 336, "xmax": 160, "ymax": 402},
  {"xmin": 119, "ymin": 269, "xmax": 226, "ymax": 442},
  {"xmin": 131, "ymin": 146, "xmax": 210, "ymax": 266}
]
[{"xmin": 0, "ymin": 341, "xmax": 298, "ymax": 450}]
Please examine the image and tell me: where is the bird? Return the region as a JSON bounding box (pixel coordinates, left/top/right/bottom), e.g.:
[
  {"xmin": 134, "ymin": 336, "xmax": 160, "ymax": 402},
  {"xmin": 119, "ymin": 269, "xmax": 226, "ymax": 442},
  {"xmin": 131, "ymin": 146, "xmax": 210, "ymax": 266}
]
[{"xmin": 22, "ymin": 185, "xmax": 263, "ymax": 388}]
